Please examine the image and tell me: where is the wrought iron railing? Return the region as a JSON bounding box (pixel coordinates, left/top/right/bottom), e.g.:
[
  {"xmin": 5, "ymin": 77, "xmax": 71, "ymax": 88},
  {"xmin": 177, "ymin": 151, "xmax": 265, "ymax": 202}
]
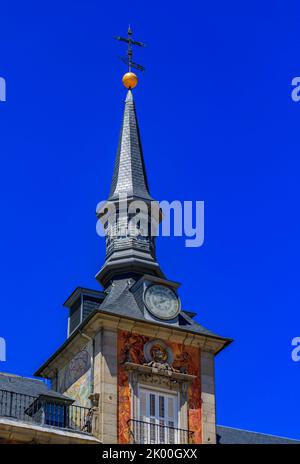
[
  {"xmin": 0, "ymin": 389, "xmax": 92, "ymax": 434},
  {"xmin": 128, "ymin": 419, "xmax": 194, "ymax": 444}
]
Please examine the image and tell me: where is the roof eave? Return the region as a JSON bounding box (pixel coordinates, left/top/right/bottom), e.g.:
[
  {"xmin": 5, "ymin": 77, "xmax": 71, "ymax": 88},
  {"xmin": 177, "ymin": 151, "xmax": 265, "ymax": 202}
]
[{"xmin": 34, "ymin": 308, "xmax": 232, "ymax": 378}]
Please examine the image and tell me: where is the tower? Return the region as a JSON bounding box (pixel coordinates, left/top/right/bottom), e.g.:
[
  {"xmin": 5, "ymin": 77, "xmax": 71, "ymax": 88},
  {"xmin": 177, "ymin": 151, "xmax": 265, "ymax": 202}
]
[
  {"xmin": 35, "ymin": 29, "xmax": 231, "ymax": 444},
  {"xmin": 95, "ymin": 89, "xmax": 164, "ymax": 287}
]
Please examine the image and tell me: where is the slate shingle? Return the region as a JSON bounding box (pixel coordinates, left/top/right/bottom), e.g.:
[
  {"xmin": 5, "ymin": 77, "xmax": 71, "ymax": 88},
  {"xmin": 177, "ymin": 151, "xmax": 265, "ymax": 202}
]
[
  {"xmin": 109, "ymin": 90, "xmax": 153, "ymax": 202},
  {"xmin": 216, "ymin": 425, "xmax": 300, "ymax": 444},
  {"xmin": 0, "ymin": 372, "xmax": 72, "ymax": 401}
]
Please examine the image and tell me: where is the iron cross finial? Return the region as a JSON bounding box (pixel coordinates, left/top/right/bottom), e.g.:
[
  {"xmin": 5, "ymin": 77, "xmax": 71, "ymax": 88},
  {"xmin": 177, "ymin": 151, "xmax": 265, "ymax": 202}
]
[{"xmin": 115, "ymin": 26, "xmax": 146, "ymax": 73}]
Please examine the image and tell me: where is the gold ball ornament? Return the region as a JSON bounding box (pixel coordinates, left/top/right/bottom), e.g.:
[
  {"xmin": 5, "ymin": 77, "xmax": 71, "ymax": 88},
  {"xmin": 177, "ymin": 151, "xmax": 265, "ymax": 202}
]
[{"xmin": 122, "ymin": 72, "xmax": 138, "ymax": 89}]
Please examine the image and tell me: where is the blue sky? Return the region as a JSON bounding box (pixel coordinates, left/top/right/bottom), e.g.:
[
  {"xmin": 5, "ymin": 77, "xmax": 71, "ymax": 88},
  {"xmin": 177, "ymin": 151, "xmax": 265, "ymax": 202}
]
[{"xmin": 1, "ymin": 0, "xmax": 300, "ymax": 439}]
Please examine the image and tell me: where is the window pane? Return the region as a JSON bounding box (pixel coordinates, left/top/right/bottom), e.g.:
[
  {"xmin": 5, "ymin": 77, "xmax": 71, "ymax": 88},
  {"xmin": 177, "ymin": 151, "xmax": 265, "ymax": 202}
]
[
  {"xmin": 168, "ymin": 397, "xmax": 174, "ymax": 419},
  {"xmin": 159, "ymin": 396, "xmax": 165, "ymax": 418},
  {"xmin": 168, "ymin": 421, "xmax": 175, "ymax": 444},
  {"xmin": 159, "ymin": 419, "xmax": 165, "ymax": 443},
  {"xmin": 150, "ymin": 394, "xmax": 155, "ymax": 417},
  {"xmin": 150, "ymin": 418, "xmax": 156, "ymax": 443},
  {"xmin": 140, "ymin": 391, "xmax": 146, "ymax": 418}
]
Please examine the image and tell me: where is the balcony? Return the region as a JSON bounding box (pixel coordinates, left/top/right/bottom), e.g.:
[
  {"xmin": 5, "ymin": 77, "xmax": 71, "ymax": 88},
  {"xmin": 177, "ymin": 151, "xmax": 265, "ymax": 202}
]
[
  {"xmin": 0, "ymin": 389, "xmax": 92, "ymax": 435},
  {"xmin": 128, "ymin": 419, "xmax": 194, "ymax": 444}
]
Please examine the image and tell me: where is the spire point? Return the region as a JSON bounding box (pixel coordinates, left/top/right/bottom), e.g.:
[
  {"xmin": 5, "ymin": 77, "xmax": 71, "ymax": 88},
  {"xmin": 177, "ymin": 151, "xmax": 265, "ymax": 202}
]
[
  {"xmin": 108, "ymin": 79, "xmax": 152, "ymax": 203},
  {"xmin": 125, "ymin": 89, "xmax": 133, "ymax": 102}
]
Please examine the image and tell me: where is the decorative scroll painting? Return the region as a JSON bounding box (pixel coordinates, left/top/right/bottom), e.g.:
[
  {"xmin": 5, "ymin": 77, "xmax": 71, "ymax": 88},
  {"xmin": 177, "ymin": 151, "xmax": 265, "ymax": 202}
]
[
  {"xmin": 117, "ymin": 331, "xmax": 149, "ymax": 444},
  {"xmin": 58, "ymin": 344, "xmax": 92, "ymax": 407},
  {"xmin": 171, "ymin": 342, "xmax": 201, "ymax": 444},
  {"xmin": 117, "ymin": 330, "xmax": 201, "ymax": 444}
]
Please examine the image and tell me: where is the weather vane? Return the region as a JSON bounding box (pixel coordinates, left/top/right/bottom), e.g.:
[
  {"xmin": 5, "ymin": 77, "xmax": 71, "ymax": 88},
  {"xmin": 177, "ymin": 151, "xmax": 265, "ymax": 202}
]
[{"xmin": 115, "ymin": 26, "xmax": 145, "ymax": 89}]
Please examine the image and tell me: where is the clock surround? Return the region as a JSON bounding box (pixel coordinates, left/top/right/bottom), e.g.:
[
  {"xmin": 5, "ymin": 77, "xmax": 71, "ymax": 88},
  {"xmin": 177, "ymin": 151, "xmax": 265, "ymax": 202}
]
[{"xmin": 143, "ymin": 284, "xmax": 180, "ymax": 320}]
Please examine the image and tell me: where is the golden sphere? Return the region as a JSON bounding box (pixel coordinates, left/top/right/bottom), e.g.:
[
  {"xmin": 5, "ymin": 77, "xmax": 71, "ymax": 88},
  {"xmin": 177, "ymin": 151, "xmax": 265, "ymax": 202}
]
[{"xmin": 122, "ymin": 72, "xmax": 138, "ymax": 89}]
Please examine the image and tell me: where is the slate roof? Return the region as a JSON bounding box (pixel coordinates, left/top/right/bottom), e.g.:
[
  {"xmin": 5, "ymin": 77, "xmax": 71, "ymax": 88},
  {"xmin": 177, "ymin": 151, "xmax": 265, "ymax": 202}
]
[
  {"xmin": 100, "ymin": 278, "xmax": 143, "ymax": 318},
  {"xmin": 100, "ymin": 278, "xmax": 229, "ymax": 341},
  {"xmin": 0, "ymin": 372, "xmax": 72, "ymax": 402},
  {"xmin": 109, "ymin": 90, "xmax": 153, "ymax": 202},
  {"xmin": 216, "ymin": 426, "xmax": 300, "ymax": 444}
]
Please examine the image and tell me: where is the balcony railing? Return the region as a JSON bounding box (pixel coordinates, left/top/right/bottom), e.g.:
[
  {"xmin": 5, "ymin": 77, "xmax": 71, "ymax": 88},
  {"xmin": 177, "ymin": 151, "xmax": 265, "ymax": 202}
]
[
  {"xmin": 0, "ymin": 389, "xmax": 92, "ymax": 434},
  {"xmin": 128, "ymin": 419, "xmax": 194, "ymax": 444}
]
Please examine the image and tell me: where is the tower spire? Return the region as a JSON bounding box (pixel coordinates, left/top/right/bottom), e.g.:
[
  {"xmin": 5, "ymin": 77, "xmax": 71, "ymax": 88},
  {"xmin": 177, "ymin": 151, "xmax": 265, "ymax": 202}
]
[
  {"xmin": 96, "ymin": 87, "xmax": 163, "ymax": 287},
  {"xmin": 95, "ymin": 27, "xmax": 163, "ymax": 287},
  {"xmin": 108, "ymin": 89, "xmax": 152, "ymax": 202}
]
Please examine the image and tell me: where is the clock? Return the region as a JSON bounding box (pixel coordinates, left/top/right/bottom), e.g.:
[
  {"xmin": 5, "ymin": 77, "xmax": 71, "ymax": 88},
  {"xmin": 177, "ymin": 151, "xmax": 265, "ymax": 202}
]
[{"xmin": 144, "ymin": 284, "xmax": 180, "ymax": 320}]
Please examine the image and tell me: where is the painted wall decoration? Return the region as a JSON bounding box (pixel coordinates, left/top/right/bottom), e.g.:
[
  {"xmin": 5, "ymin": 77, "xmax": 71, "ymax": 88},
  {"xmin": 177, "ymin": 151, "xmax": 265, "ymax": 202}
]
[
  {"xmin": 117, "ymin": 330, "xmax": 202, "ymax": 444},
  {"xmin": 118, "ymin": 331, "xmax": 148, "ymax": 444},
  {"xmin": 58, "ymin": 344, "xmax": 92, "ymax": 407},
  {"xmin": 171, "ymin": 343, "xmax": 201, "ymax": 444},
  {"xmin": 144, "ymin": 339, "xmax": 173, "ymax": 365}
]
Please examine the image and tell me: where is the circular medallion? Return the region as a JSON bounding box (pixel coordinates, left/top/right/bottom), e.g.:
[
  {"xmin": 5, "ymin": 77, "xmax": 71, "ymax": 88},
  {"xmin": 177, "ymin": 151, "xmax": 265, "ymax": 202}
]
[
  {"xmin": 144, "ymin": 284, "xmax": 180, "ymax": 320},
  {"xmin": 144, "ymin": 339, "xmax": 173, "ymax": 365}
]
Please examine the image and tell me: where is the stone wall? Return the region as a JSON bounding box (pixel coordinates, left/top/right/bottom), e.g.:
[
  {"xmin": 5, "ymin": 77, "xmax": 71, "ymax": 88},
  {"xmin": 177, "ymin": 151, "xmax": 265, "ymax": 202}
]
[
  {"xmin": 93, "ymin": 327, "xmax": 118, "ymax": 443},
  {"xmin": 49, "ymin": 324, "xmax": 217, "ymax": 445},
  {"xmin": 201, "ymin": 351, "xmax": 216, "ymax": 444},
  {"xmin": 117, "ymin": 330, "xmax": 202, "ymax": 444},
  {"xmin": 57, "ymin": 343, "xmax": 92, "ymax": 407}
]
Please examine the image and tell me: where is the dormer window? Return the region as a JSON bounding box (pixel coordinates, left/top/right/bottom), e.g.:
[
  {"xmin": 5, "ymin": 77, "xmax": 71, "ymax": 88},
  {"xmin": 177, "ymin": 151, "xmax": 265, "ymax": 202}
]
[
  {"xmin": 65, "ymin": 288, "xmax": 105, "ymax": 337},
  {"xmin": 69, "ymin": 299, "xmax": 82, "ymax": 335}
]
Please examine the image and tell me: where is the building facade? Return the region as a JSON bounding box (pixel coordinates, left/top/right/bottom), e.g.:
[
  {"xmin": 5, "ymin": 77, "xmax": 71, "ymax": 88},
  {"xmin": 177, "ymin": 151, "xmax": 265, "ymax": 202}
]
[
  {"xmin": 33, "ymin": 87, "xmax": 231, "ymax": 444},
  {"xmin": 0, "ymin": 83, "xmax": 298, "ymax": 445}
]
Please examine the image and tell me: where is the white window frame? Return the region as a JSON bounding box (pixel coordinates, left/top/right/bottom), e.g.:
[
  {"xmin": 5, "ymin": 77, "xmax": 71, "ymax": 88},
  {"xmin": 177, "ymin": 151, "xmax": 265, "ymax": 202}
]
[{"xmin": 137, "ymin": 384, "xmax": 180, "ymax": 444}]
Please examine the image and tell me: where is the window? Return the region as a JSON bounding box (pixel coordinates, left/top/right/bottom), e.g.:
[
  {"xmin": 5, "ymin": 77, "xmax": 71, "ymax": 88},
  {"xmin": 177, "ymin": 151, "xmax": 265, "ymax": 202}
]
[
  {"xmin": 138, "ymin": 388, "xmax": 178, "ymax": 444},
  {"xmin": 44, "ymin": 403, "xmax": 68, "ymax": 428},
  {"xmin": 27, "ymin": 399, "xmax": 69, "ymax": 429},
  {"xmin": 69, "ymin": 299, "xmax": 82, "ymax": 335}
]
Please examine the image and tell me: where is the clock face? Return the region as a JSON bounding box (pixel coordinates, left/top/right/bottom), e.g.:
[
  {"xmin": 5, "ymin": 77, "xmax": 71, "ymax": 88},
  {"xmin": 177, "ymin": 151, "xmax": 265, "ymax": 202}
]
[{"xmin": 144, "ymin": 285, "xmax": 180, "ymax": 320}]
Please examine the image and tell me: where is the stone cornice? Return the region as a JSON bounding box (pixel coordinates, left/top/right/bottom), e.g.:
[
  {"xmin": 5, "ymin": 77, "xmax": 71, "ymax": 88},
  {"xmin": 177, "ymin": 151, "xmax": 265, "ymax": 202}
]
[
  {"xmin": 124, "ymin": 361, "xmax": 196, "ymax": 383},
  {"xmin": 35, "ymin": 311, "xmax": 230, "ymax": 378},
  {"xmin": 0, "ymin": 418, "xmax": 100, "ymax": 444}
]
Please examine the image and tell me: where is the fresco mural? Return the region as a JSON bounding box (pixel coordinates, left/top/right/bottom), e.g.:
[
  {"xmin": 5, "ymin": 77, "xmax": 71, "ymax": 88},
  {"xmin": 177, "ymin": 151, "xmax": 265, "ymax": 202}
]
[
  {"xmin": 171, "ymin": 343, "xmax": 201, "ymax": 444},
  {"xmin": 58, "ymin": 345, "xmax": 92, "ymax": 407},
  {"xmin": 117, "ymin": 332, "xmax": 148, "ymax": 444},
  {"xmin": 117, "ymin": 330, "xmax": 202, "ymax": 444}
]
